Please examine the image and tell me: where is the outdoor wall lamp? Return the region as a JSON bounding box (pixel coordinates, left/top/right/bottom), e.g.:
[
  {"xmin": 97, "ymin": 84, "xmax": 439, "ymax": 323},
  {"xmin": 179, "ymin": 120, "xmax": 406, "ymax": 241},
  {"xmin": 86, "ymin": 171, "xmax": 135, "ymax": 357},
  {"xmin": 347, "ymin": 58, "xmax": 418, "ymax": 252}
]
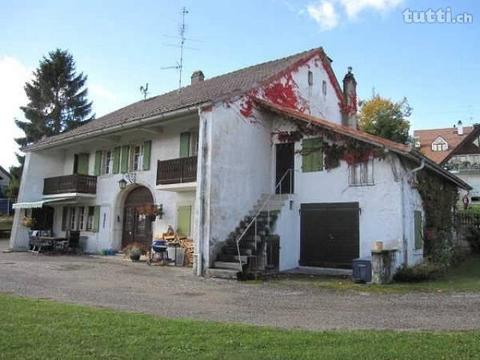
[
  {"xmin": 118, "ymin": 178, "xmax": 127, "ymax": 190},
  {"xmin": 118, "ymin": 172, "xmax": 137, "ymax": 190}
]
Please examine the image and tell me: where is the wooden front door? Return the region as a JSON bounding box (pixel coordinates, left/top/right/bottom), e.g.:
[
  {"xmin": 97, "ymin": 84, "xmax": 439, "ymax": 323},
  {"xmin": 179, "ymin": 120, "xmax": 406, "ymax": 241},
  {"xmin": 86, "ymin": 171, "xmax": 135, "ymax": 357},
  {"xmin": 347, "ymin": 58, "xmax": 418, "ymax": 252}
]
[
  {"xmin": 122, "ymin": 187, "xmax": 154, "ymax": 248},
  {"xmin": 276, "ymin": 143, "xmax": 294, "ymax": 194},
  {"xmin": 300, "ymin": 203, "xmax": 359, "ymax": 269}
]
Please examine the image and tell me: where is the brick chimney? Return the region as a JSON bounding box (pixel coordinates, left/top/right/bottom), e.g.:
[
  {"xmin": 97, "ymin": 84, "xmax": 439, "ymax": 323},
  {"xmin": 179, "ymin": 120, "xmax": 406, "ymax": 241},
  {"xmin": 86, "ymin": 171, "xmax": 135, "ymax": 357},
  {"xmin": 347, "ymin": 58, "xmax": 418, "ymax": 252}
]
[
  {"xmin": 342, "ymin": 67, "xmax": 358, "ymax": 129},
  {"xmin": 191, "ymin": 70, "xmax": 205, "ymax": 85}
]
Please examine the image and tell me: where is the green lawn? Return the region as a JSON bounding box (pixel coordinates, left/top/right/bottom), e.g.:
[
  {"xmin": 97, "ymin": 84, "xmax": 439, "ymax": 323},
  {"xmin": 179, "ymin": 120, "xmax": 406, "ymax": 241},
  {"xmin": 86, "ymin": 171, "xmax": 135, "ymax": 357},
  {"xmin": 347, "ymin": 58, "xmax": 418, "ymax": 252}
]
[
  {"xmin": 0, "ymin": 294, "xmax": 479, "ymax": 359},
  {"xmin": 272, "ymin": 256, "xmax": 480, "ymax": 294}
]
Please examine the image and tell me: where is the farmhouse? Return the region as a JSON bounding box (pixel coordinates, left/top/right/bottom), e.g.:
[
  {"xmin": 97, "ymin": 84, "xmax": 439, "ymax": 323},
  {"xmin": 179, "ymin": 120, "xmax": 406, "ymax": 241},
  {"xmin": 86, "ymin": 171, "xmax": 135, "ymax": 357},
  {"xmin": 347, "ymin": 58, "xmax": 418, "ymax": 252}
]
[{"xmin": 10, "ymin": 48, "xmax": 470, "ymax": 278}]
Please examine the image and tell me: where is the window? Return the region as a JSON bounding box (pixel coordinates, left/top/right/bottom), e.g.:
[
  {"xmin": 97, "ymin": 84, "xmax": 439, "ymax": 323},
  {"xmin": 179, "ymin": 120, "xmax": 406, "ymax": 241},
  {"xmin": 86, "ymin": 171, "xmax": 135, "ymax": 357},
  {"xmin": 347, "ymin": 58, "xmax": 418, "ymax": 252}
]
[
  {"xmin": 349, "ymin": 158, "xmax": 374, "ymax": 186},
  {"xmin": 431, "ymin": 137, "xmax": 448, "ymax": 152},
  {"xmin": 322, "ymin": 80, "xmax": 327, "ymax": 96},
  {"xmin": 302, "ymin": 138, "xmax": 323, "ymax": 172},
  {"xmin": 103, "ymin": 150, "xmax": 113, "ymax": 175},
  {"xmin": 86, "ymin": 206, "xmax": 95, "ymax": 231},
  {"xmin": 180, "ymin": 132, "xmax": 199, "ymax": 158},
  {"xmin": 131, "ymin": 145, "xmax": 143, "ymax": 171},
  {"xmin": 69, "ymin": 207, "xmax": 76, "ymax": 230},
  {"xmin": 308, "ymin": 71, "xmax": 313, "ymax": 86},
  {"xmin": 78, "ymin": 207, "xmax": 85, "ymax": 231},
  {"xmin": 414, "ymin": 210, "xmax": 423, "ymax": 250}
]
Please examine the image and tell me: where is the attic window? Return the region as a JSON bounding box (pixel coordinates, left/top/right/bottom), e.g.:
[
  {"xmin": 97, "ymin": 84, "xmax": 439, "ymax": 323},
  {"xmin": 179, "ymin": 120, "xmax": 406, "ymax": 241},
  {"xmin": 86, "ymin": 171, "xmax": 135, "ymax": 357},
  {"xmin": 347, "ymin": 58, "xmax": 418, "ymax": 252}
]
[
  {"xmin": 322, "ymin": 80, "xmax": 327, "ymax": 96},
  {"xmin": 308, "ymin": 71, "xmax": 313, "ymax": 86},
  {"xmin": 432, "ymin": 137, "xmax": 448, "ymax": 152}
]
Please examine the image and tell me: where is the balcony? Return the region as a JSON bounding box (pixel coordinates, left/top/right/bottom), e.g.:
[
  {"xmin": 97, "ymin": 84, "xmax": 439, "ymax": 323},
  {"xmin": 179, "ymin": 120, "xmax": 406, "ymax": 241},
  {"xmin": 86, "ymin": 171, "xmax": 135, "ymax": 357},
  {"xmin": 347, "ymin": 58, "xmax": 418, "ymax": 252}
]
[
  {"xmin": 156, "ymin": 156, "xmax": 197, "ymax": 190},
  {"xmin": 43, "ymin": 174, "xmax": 97, "ymax": 196}
]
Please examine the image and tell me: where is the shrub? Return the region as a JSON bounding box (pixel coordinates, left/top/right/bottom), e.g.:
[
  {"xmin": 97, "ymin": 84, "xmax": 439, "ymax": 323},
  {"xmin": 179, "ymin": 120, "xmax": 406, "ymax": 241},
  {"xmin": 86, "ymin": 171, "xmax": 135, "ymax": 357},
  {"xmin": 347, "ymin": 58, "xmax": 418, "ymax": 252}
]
[{"xmin": 393, "ymin": 262, "xmax": 444, "ymax": 283}]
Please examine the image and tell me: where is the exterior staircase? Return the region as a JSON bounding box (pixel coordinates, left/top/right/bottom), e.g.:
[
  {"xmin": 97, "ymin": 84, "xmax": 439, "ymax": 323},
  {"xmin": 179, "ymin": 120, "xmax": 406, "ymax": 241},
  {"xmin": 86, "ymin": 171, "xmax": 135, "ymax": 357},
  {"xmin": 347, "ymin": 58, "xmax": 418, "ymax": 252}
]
[{"xmin": 206, "ymin": 193, "xmax": 289, "ymax": 279}]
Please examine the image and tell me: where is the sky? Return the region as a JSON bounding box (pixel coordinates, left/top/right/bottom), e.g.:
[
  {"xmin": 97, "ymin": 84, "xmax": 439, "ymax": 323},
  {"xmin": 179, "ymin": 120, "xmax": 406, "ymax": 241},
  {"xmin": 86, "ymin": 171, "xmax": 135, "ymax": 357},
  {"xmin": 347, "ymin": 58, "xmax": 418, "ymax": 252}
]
[{"xmin": 0, "ymin": 0, "xmax": 479, "ymax": 170}]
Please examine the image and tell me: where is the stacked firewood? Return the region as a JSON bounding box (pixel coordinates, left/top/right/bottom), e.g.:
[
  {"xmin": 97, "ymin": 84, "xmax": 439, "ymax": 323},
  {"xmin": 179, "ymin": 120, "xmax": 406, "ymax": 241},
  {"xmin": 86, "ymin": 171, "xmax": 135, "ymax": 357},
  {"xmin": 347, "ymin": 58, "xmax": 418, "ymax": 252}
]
[{"xmin": 162, "ymin": 226, "xmax": 194, "ymax": 267}]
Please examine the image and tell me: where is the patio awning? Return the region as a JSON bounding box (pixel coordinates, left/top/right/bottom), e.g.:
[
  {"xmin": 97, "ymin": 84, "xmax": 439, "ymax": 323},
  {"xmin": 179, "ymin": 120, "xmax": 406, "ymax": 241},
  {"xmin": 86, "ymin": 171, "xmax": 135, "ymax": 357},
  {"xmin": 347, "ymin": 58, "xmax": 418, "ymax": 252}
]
[{"xmin": 12, "ymin": 197, "xmax": 76, "ymax": 209}]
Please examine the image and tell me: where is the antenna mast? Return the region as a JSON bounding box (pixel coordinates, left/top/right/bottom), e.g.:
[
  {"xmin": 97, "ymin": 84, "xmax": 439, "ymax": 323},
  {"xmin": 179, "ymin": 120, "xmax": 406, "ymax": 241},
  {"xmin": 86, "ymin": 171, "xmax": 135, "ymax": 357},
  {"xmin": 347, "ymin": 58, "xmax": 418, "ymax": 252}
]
[{"xmin": 178, "ymin": 6, "xmax": 188, "ymax": 89}]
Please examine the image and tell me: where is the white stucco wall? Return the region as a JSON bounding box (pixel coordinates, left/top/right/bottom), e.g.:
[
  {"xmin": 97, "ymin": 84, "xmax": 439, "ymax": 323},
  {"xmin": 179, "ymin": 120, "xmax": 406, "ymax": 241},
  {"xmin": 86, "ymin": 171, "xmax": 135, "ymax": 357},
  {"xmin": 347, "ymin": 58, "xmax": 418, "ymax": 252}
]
[
  {"xmin": 205, "ymin": 103, "xmax": 273, "ymax": 266},
  {"xmin": 10, "ymin": 116, "xmax": 200, "ymax": 253},
  {"xmin": 10, "ymin": 150, "xmax": 66, "ymax": 249}
]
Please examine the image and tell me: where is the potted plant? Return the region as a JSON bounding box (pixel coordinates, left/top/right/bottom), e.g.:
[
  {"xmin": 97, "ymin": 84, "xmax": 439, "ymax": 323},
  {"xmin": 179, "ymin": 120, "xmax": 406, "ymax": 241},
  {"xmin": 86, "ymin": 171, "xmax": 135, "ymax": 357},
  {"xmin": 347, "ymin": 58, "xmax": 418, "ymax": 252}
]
[{"xmin": 123, "ymin": 242, "xmax": 146, "ymax": 262}]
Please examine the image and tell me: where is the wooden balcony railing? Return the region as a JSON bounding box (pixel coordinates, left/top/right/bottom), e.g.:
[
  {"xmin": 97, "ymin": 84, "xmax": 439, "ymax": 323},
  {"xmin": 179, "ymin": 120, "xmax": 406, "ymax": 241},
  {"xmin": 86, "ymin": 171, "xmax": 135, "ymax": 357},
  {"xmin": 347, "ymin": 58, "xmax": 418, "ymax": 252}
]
[
  {"xmin": 43, "ymin": 174, "xmax": 97, "ymax": 195},
  {"xmin": 156, "ymin": 156, "xmax": 197, "ymax": 185}
]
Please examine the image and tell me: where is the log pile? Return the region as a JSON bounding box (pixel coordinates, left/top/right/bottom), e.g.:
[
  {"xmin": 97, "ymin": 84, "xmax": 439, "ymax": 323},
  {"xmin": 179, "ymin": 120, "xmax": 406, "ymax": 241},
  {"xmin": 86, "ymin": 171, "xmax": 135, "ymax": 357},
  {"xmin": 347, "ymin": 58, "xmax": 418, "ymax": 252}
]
[{"xmin": 161, "ymin": 226, "xmax": 194, "ymax": 267}]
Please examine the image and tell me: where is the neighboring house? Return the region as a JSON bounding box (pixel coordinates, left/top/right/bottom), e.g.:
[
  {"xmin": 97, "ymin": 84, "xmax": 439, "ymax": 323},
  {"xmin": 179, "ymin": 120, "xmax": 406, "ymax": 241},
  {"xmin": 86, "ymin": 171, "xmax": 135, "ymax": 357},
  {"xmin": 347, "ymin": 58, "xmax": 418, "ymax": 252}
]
[
  {"xmin": 10, "ymin": 48, "xmax": 469, "ymax": 278},
  {"xmin": 414, "ymin": 122, "xmax": 480, "ymax": 203},
  {"xmin": 0, "ymin": 166, "xmax": 11, "ymax": 197}
]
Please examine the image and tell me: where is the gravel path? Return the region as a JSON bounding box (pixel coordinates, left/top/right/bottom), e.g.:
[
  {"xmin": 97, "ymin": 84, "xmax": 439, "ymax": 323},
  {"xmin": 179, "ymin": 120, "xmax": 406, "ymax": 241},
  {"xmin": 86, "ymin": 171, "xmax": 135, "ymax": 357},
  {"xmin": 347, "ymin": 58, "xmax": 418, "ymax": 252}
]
[{"xmin": 1, "ymin": 239, "xmax": 479, "ymax": 331}]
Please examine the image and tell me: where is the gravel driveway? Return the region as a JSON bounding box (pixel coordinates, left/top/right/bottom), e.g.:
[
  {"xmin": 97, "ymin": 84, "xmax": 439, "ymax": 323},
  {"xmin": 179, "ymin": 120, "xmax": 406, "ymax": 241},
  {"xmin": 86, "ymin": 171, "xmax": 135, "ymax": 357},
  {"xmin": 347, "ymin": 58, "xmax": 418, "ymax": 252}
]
[{"xmin": 1, "ymin": 239, "xmax": 479, "ymax": 331}]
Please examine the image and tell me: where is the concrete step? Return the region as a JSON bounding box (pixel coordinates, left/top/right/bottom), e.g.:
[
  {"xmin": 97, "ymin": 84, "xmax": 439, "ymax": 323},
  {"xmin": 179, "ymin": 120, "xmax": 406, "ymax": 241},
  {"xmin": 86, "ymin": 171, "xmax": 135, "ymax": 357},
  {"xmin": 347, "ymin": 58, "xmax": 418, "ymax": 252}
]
[
  {"xmin": 223, "ymin": 247, "xmax": 252, "ymax": 256},
  {"xmin": 213, "ymin": 261, "xmax": 243, "ymax": 271},
  {"xmin": 217, "ymin": 254, "xmax": 248, "ymax": 262},
  {"xmin": 206, "ymin": 268, "xmax": 238, "ymax": 280},
  {"xmin": 259, "ymin": 193, "xmax": 291, "ymax": 201}
]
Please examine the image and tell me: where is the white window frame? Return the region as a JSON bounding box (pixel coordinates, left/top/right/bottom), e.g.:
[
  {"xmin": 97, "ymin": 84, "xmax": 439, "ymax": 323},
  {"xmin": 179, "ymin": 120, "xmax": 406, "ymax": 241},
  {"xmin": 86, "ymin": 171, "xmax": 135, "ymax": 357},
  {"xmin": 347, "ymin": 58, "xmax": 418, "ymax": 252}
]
[
  {"xmin": 349, "ymin": 157, "xmax": 374, "ymax": 186},
  {"xmin": 86, "ymin": 206, "xmax": 95, "ymax": 231},
  {"xmin": 131, "ymin": 144, "xmax": 143, "ymax": 172},
  {"xmin": 78, "ymin": 207, "xmax": 86, "ymax": 231},
  {"xmin": 103, "ymin": 150, "xmax": 113, "ymax": 175}
]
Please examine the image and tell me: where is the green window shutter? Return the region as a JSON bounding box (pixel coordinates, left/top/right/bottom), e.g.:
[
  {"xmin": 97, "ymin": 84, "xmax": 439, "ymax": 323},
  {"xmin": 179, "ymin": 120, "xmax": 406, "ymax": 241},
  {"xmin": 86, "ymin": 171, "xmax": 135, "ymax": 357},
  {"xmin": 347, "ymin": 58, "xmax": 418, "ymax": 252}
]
[
  {"xmin": 94, "ymin": 151, "xmax": 102, "ymax": 176},
  {"xmin": 143, "ymin": 140, "xmax": 152, "ymax": 171},
  {"xmin": 177, "ymin": 206, "xmax": 192, "ymax": 237},
  {"xmin": 302, "ymin": 138, "xmax": 323, "ymax": 172},
  {"xmin": 121, "ymin": 145, "xmax": 130, "ymax": 173},
  {"xmin": 112, "ymin": 147, "xmax": 121, "ymax": 174},
  {"xmin": 414, "ymin": 210, "xmax": 423, "ymax": 250},
  {"xmin": 180, "ymin": 132, "xmax": 190, "ymax": 158},
  {"xmin": 93, "ymin": 206, "xmax": 100, "ymax": 233},
  {"xmin": 77, "ymin": 153, "xmax": 89, "ymax": 175}
]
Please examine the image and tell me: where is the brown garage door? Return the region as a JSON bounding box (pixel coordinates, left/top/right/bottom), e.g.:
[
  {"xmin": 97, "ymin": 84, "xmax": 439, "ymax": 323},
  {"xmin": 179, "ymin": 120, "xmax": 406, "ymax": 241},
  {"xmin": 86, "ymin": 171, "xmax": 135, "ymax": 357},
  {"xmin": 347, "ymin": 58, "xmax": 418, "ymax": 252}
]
[{"xmin": 300, "ymin": 202, "xmax": 359, "ymax": 269}]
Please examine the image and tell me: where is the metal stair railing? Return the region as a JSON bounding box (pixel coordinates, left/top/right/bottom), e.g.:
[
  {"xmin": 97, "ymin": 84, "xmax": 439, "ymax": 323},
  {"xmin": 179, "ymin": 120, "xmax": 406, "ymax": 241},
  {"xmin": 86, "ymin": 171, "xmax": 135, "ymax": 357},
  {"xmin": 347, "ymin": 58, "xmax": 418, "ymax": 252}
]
[{"xmin": 235, "ymin": 168, "xmax": 293, "ymax": 270}]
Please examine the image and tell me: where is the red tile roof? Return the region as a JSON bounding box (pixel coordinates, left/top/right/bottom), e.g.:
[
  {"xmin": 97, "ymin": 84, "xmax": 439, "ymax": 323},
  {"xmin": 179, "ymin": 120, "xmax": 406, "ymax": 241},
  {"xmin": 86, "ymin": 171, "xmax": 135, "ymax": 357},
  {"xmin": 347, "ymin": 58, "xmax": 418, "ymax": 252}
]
[
  {"xmin": 256, "ymin": 99, "xmax": 471, "ymax": 190},
  {"xmin": 26, "ymin": 48, "xmax": 337, "ymax": 151},
  {"xmin": 413, "ymin": 126, "xmax": 474, "ymax": 164}
]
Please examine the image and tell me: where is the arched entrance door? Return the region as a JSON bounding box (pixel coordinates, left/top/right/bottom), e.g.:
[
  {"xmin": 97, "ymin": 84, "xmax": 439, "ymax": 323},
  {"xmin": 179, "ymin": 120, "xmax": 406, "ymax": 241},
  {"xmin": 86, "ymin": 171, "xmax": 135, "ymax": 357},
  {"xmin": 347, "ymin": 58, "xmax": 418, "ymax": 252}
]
[{"xmin": 122, "ymin": 186, "xmax": 154, "ymax": 248}]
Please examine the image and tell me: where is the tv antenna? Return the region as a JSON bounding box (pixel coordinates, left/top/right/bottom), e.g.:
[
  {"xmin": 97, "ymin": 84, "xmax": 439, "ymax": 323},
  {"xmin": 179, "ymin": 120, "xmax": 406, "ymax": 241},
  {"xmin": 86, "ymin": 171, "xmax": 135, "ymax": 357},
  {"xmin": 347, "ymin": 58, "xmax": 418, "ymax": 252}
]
[
  {"xmin": 139, "ymin": 83, "xmax": 149, "ymax": 100},
  {"xmin": 161, "ymin": 6, "xmax": 191, "ymax": 90}
]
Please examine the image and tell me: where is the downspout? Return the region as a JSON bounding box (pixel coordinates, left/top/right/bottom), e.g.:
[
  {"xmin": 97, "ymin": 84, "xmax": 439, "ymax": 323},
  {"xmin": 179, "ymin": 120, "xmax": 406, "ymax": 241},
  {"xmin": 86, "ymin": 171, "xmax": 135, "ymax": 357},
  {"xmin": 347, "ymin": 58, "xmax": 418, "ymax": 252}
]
[{"xmin": 401, "ymin": 158, "xmax": 425, "ymax": 266}]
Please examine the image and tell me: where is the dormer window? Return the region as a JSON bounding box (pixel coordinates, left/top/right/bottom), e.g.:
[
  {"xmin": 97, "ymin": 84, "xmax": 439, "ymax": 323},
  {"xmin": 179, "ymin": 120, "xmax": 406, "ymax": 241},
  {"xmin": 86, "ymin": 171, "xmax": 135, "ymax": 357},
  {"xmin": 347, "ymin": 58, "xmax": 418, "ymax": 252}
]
[{"xmin": 432, "ymin": 137, "xmax": 448, "ymax": 152}]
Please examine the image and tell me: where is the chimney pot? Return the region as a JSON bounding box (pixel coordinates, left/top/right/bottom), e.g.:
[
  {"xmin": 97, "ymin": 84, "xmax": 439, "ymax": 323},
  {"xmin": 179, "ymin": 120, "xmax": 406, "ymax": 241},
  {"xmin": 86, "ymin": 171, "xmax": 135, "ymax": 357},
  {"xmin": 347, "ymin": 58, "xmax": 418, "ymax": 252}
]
[
  {"xmin": 458, "ymin": 120, "xmax": 464, "ymax": 135},
  {"xmin": 342, "ymin": 67, "xmax": 357, "ymax": 129},
  {"xmin": 191, "ymin": 70, "xmax": 205, "ymax": 85}
]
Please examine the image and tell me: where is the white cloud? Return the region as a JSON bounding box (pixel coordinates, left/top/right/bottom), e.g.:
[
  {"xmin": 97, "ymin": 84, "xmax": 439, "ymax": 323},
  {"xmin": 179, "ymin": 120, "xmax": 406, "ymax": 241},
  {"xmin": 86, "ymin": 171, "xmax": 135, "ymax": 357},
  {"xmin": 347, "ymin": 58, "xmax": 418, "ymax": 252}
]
[
  {"xmin": 340, "ymin": 0, "xmax": 403, "ymax": 19},
  {"xmin": 306, "ymin": 0, "xmax": 403, "ymax": 30},
  {"xmin": 0, "ymin": 56, "xmax": 31, "ymax": 169},
  {"xmin": 90, "ymin": 83, "xmax": 116, "ymax": 102},
  {"xmin": 307, "ymin": 1, "xmax": 339, "ymax": 30}
]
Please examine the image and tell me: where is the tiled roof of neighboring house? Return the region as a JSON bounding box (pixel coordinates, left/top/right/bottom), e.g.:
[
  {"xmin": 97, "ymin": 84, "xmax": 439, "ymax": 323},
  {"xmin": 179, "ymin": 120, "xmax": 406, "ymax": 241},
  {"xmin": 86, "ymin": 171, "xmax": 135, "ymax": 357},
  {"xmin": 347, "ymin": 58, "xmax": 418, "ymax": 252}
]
[
  {"xmin": 26, "ymin": 47, "xmax": 339, "ymax": 151},
  {"xmin": 413, "ymin": 126, "xmax": 474, "ymax": 164},
  {"xmin": 256, "ymin": 99, "xmax": 471, "ymax": 190}
]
